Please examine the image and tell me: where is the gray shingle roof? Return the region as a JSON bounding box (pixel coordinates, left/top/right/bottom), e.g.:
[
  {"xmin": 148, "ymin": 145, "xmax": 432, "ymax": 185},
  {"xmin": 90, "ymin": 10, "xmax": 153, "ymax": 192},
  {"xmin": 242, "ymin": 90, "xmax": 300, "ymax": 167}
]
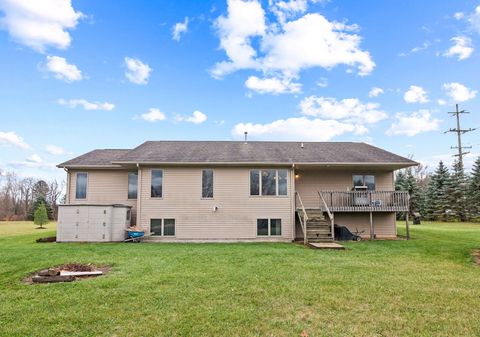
[
  {"xmin": 58, "ymin": 141, "xmax": 417, "ymax": 168},
  {"xmin": 58, "ymin": 149, "xmax": 131, "ymax": 167}
]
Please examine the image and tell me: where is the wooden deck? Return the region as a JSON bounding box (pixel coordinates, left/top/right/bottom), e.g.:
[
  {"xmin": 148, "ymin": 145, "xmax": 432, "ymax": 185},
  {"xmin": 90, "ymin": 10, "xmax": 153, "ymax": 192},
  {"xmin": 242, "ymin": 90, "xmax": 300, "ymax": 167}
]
[{"xmin": 319, "ymin": 190, "xmax": 409, "ymax": 212}]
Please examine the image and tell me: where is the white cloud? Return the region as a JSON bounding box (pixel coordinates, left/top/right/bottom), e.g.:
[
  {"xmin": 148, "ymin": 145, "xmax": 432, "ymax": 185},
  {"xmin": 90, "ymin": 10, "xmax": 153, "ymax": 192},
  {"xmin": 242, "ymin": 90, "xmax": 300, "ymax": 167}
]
[
  {"xmin": 0, "ymin": 131, "xmax": 30, "ymax": 149},
  {"xmin": 404, "ymin": 85, "xmax": 429, "ymax": 103},
  {"xmin": 211, "ymin": 0, "xmax": 374, "ymax": 92},
  {"xmin": 172, "ymin": 17, "xmax": 189, "ymax": 41},
  {"xmin": 299, "ymin": 96, "xmax": 388, "ymax": 124},
  {"xmin": 437, "ymin": 99, "xmax": 447, "ymax": 106},
  {"xmin": 443, "ymin": 82, "xmax": 477, "ymax": 102},
  {"xmin": 245, "ymin": 75, "xmax": 301, "ymax": 94},
  {"xmin": 8, "ymin": 159, "xmax": 55, "ymax": 170},
  {"xmin": 45, "ymin": 144, "xmax": 65, "ymax": 155},
  {"xmin": 44, "ymin": 55, "xmax": 82, "ymax": 82},
  {"xmin": 140, "ymin": 108, "xmax": 166, "ymax": 122},
  {"xmin": 399, "ymin": 41, "xmax": 430, "ymax": 57},
  {"xmin": 270, "ymin": 0, "xmax": 309, "ymax": 24},
  {"xmin": 175, "ymin": 110, "xmax": 207, "ymax": 124},
  {"xmin": 368, "ymin": 87, "xmax": 384, "ymax": 97},
  {"xmin": 444, "ymin": 36, "xmax": 473, "ymax": 60},
  {"xmin": 386, "ymin": 110, "xmax": 441, "ymax": 136},
  {"xmin": 232, "ymin": 117, "xmax": 367, "ymax": 141},
  {"xmin": 0, "ymin": 0, "xmax": 83, "ymax": 52},
  {"xmin": 454, "ymin": 12, "xmax": 465, "ymax": 20},
  {"xmin": 316, "ymin": 77, "xmax": 328, "ymax": 88},
  {"xmin": 124, "ymin": 57, "xmax": 152, "ymax": 85},
  {"xmin": 211, "ymin": 0, "xmax": 266, "ymax": 78},
  {"xmin": 26, "ymin": 154, "xmax": 42, "ymax": 163},
  {"xmin": 58, "ymin": 98, "xmax": 115, "ymax": 111},
  {"xmin": 467, "ymin": 5, "xmax": 480, "ymax": 33}
]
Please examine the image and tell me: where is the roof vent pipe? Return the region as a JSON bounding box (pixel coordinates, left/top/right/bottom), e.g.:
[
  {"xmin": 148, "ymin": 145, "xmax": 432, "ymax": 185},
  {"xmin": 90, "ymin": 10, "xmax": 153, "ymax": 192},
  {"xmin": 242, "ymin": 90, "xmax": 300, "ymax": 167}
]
[
  {"xmin": 244, "ymin": 131, "xmax": 248, "ymax": 144},
  {"xmin": 300, "ymin": 142, "xmax": 304, "ymax": 149}
]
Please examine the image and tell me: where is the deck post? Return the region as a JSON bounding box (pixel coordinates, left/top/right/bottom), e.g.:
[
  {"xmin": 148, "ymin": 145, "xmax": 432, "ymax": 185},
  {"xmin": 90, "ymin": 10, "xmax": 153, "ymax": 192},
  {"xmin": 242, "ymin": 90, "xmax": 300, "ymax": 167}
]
[
  {"xmin": 405, "ymin": 213, "xmax": 410, "ymax": 240},
  {"xmin": 331, "ymin": 212, "xmax": 335, "ymax": 241},
  {"xmin": 369, "ymin": 211, "xmax": 374, "ymax": 240}
]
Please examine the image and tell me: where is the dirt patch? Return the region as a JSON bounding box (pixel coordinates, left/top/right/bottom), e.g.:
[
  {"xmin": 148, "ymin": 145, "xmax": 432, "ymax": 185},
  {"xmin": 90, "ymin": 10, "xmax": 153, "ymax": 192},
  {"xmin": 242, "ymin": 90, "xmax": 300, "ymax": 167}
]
[
  {"xmin": 472, "ymin": 249, "xmax": 480, "ymax": 266},
  {"xmin": 23, "ymin": 263, "xmax": 111, "ymax": 284},
  {"xmin": 36, "ymin": 236, "xmax": 56, "ymax": 243}
]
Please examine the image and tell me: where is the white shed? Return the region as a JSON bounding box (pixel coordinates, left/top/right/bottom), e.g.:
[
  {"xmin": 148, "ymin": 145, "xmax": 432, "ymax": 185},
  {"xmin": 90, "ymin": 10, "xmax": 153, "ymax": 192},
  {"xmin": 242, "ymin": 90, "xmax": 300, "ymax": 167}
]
[{"xmin": 57, "ymin": 204, "xmax": 132, "ymax": 242}]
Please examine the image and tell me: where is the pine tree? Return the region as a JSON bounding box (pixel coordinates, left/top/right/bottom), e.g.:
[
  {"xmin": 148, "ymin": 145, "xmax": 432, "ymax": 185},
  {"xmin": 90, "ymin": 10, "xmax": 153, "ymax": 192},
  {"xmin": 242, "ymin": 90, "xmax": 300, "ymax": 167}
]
[
  {"xmin": 468, "ymin": 157, "xmax": 480, "ymax": 221},
  {"xmin": 27, "ymin": 197, "xmax": 53, "ymax": 220},
  {"xmin": 424, "ymin": 161, "xmax": 450, "ymax": 221},
  {"xmin": 443, "ymin": 160, "xmax": 469, "ymax": 221},
  {"xmin": 34, "ymin": 202, "xmax": 49, "ymax": 229},
  {"xmin": 395, "ymin": 168, "xmax": 423, "ymax": 219}
]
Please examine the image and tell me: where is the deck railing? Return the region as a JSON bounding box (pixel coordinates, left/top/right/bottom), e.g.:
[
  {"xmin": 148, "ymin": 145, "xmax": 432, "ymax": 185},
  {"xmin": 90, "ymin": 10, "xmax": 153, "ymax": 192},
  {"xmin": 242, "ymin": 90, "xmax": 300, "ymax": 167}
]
[
  {"xmin": 295, "ymin": 192, "xmax": 308, "ymax": 245},
  {"xmin": 318, "ymin": 190, "xmax": 409, "ymax": 212}
]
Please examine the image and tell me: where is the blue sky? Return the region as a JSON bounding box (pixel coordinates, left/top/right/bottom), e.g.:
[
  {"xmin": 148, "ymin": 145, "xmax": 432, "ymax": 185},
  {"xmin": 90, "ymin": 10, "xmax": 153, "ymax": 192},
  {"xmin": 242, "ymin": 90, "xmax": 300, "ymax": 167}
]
[{"xmin": 0, "ymin": 0, "xmax": 479, "ymax": 180}]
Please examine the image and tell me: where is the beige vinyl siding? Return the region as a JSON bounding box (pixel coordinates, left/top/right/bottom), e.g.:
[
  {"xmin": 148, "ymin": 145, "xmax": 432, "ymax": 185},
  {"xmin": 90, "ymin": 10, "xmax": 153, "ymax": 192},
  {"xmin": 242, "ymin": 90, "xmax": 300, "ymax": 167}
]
[
  {"xmin": 68, "ymin": 169, "xmax": 137, "ymax": 225},
  {"xmin": 295, "ymin": 168, "xmax": 394, "ymax": 208},
  {"xmin": 138, "ymin": 167, "xmax": 294, "ymax": 240},
  {"xmin": 334, "ymin": 213, "xmax": 396, "ymax": 238}
]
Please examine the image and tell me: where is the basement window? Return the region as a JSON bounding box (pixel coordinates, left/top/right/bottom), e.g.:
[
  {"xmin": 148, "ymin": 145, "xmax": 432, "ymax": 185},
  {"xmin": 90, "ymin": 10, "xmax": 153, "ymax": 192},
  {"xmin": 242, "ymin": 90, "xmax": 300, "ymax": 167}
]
[
  {"xmin": 257, "ymin": 218, "xmax": 282, "ymax": 236},
  {"xmin": 250, "ymin": 169, "xmax": 288, "ymax": 196},
  {"xmin": 75, "ymin": 172, "xmax": 87, "ymax": 199},
  {"xmin": 150, "ymin": 218, "xmax": 175, "ymax": 236}
]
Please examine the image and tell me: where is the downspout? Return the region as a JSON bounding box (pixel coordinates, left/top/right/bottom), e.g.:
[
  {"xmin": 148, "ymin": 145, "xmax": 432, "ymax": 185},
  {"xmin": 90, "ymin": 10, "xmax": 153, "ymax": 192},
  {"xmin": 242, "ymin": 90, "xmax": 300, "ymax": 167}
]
[
  {"xmin": 136, "ymin": 163, "xmax": 142, "ymax": 228},
  {"xmin": 63, "ymin": 168, "xmax": 70, "ymax": 204},
  {"xmin": 291, "ymin": 163, "xmax": 296, "ymax": 242}
]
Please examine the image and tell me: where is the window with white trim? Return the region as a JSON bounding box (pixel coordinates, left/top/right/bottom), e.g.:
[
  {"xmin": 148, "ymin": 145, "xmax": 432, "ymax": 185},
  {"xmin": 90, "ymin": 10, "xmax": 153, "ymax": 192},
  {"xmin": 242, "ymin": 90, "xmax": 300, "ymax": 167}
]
[
  {"xmin": 75, "ymin": 172, "xmax": 87, "ymax": 199},
  {"xmin": 128, "ymin": 172, "xmax": 138, "ymax": 199},
  {"xmin": 353, "ymin": 175, "xmax": 376, "ymax": 190},
  {"xmin": 151, "ymin": 169, "xmax": 163, "ymax": 198},
  {"xmin": 250, "ymin": 169, "xmax": 288, "ymax": 196},
  {"xmin": 202, "ymin": 169, "xmax": 213, "ymax": 198},
  {"xmin": 257, "ymin": 218, "xmax": 282, "ymax": 236},
  {"xmin": 150, "ymin": 218, "xmax": 175, "ymax": 236}
]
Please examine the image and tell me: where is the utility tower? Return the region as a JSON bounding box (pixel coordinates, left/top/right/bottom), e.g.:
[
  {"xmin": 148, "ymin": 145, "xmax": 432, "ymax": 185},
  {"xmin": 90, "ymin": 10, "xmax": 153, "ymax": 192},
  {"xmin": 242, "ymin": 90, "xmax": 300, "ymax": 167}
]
[{"xmin": 445, "ymin": 104, "xmax": 476, "ymax": 170}]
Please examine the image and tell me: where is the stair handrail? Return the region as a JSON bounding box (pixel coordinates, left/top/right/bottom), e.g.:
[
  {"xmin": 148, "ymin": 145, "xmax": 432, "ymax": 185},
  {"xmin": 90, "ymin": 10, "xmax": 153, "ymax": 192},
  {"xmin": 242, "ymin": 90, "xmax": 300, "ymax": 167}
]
[
  {"xmin": 295, "ymin": 191, "xmax": 308, "ymax": 245},
  {"xmin": 318, "ymin": 191, "xmax": 335, "ymax": 241},
  {"xmin": 318, "ymin": 191, "xmax": 333, "ymax": 221}
]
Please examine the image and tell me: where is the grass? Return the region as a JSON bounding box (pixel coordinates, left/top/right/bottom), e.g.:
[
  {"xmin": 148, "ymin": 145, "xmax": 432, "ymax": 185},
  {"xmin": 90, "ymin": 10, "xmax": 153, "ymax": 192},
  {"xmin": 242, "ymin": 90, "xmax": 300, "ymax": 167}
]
[
  {"xmin": 0, "ymin": 221, "xmax": 56, "ymax": 237},
  {"xmin": 0, "ymin": 221, "xmax": 479, "ymax": 336}
]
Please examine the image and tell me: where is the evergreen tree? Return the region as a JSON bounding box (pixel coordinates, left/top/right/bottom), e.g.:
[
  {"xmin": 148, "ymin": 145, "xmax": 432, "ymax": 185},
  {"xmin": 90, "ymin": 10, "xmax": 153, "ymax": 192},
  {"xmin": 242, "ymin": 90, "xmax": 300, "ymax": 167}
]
[
  {"xmin": 424, "ymin": 161, "xmax": 450, "ymax": 221},
  {"xmin": 395, "ymin": 168, "xmax": 423, "ymax": 219},
  {"xmin": 444, "ymin": 160, "xmax": 469, "ymax": 221},
  {"xmin": 468, "ymin": 157, "xmax": 480, "ymax": 221},
  {"xmin": 27, "ymin": 197, "xmax": 53, "ymax": 220},
  {"xmin": 34, "ymin": 202, "xmax": 48, "ymax": 229}
]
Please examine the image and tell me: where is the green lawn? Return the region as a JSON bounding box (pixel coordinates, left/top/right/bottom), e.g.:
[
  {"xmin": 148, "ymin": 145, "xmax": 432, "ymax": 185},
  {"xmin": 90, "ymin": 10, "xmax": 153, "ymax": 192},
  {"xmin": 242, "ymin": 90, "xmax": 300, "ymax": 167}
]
[{"xmin": 0, "ymin": 221, "xmax": 479, "ymax": 337}]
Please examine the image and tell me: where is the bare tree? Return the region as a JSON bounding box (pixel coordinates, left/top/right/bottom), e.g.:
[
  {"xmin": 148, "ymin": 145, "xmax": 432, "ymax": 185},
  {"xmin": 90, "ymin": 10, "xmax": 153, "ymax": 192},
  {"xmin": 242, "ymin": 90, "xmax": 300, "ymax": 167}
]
[{"xmin": 47, "ymin": 179, "xmax": 65, "ymax": 220}]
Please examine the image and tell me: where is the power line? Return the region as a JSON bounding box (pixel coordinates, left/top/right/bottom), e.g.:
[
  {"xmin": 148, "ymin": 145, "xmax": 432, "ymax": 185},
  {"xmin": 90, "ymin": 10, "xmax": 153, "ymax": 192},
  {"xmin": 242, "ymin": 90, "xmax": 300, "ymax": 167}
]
[{"xmin": 444, "ymin": 104, "xmax": 476, "ymax": 171}]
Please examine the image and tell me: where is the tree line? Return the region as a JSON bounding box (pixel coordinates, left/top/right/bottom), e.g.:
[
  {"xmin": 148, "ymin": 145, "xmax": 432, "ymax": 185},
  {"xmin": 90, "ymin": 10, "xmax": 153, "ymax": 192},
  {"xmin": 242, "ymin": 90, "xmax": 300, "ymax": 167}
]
[
  {"xmin": 0, "ymin": 170, "xmax": 64, "ymax": 221},
  {"xmin": 395, "ymin": 157, "xmax": 480, "ymax": 222}
]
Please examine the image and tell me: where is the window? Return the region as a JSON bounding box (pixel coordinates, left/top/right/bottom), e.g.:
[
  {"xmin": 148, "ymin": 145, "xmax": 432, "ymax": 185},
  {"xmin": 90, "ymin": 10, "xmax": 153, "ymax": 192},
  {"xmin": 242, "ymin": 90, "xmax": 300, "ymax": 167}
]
[
  {"xmin": 150, "ymin": 219, "xmax": 175, "ymax": 236},
  {"xmin": 75, "ymin": 173, "xmax": 87, "ymax": 199},
  {"xmin": 250, "ymin": 169, "xmax": 288, "ymax": 196},
  {"xmin": 151, "ymin": 170, "xmax": 163, "ymax": 198},
  {"xmin": 150, "ymin": 219, "xmax": 162, "ymax": 236},
  {"xmin": 250, "ymin": 170, "xmax": 260, "ymax": 196},
  {"xmin": 262, "ymin": 169, "xmax": 276, "ymax": 196},
  {"xmin": 353, "ymin": 175, "xmax": 376, "ymax": 190},
  {"xmin": 163, "ymin": 219, "xmax": 175, "ymax": 236},
  {"xmin": 257, "ymin": 218, "xmax": 282, "ymax": 236},
  {"xmin": 202, "ymin": 169, "xmax": 214, "ymax": 198},
  {"xmin": 128, "ymin": 172, "xmax": 138, "ymax": 199}
]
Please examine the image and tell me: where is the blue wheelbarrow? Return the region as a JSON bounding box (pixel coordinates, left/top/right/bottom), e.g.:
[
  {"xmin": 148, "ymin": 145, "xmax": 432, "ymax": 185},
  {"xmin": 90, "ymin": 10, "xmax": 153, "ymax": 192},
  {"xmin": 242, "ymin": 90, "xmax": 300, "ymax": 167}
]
[{"xmin": 124, "ymin": 229, "xmax": 146, "ymax": 243}]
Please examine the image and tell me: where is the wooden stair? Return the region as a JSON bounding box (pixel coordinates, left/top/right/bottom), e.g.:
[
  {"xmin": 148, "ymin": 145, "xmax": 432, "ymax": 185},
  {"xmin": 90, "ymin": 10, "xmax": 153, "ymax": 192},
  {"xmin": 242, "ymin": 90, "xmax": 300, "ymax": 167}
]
[{"xmin": 297, "ymin": 208, "xmax": 333, "ymax": 242}]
